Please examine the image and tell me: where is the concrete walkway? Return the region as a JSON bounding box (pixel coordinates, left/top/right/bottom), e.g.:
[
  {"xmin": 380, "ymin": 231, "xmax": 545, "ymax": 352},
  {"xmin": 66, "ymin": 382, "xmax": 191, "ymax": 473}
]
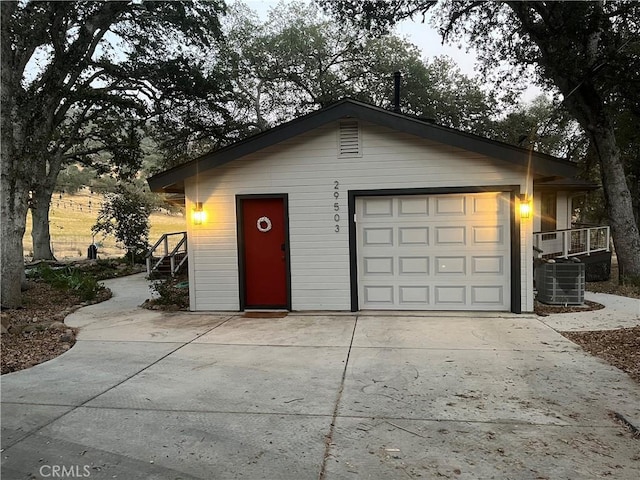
[
  {"xmin": 540, "ymin": 291, "xmax": 640, "ymax": 331},
  {"xmin": 2, "ymin": 274, "xmax": 639, "ymax": 479}
]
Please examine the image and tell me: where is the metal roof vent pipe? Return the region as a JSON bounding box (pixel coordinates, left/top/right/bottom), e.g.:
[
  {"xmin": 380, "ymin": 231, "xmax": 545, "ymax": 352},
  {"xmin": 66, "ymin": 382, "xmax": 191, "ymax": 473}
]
[{"xmin": 393, "ymin": 71, "xmax": 401, "ymax": 113}]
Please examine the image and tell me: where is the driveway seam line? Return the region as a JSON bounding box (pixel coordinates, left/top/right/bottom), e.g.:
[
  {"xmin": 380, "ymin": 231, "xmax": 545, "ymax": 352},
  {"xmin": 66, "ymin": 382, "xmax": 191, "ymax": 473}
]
[
  {"xmin": 318, "ymin": 315, "xmax": 359, "ymax": 480},
  {"xmin": 1, "ymin": 315, "xmax": 236, "ymax": 453}
]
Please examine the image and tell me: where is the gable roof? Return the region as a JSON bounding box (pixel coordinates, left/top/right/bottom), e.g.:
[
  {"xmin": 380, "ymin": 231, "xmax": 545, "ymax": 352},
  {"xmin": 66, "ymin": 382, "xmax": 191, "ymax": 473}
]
[{"xmin": 148, "ymin": 98, "xmax": 579, "ymax": 193}]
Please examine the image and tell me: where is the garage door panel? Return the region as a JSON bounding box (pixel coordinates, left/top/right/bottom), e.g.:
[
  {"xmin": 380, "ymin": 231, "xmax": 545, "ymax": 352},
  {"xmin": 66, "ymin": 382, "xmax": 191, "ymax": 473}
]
[
  {"xmin": 471, "ymin": 286, "xmax": 504, "ymax": 305},
  {"xmin": 473, "ymin": 196, "xmax": 504, "ymax": 214},
  {"xmin": 399, "ymin": 227, "xmax": 429, "ymax": 245},
  {"xmin": 435, "ymin": 256, "xmax": 466, "ymax": 275},
  {"xmin": 357, "ymin": 192, "xmax": 510, "ymax": 311},
  {"xmin": 363, "ymin": 257, "xmax": 394, "ymax": 275},
  {"xmin": 364, "ymin": 286, "xmax": 394, "ymax": 304},
  {"xmin": 435, "ymin": 196, "xmax": 466, "ymax": 215},
  {"xmin": 473, "ymin": 225, "xmax": 504, "ymax": 244},
  {"xmin": 363, "ymin": 228, "xmax": 393, "ymax": 246},
  {"xmin": 435, "ymin": 226, "xmax": 466, "ymax": 245},
  {"xmin": 472, "ymin": 256, "xmax": 504, "ymax": 274},
  {"xmin": 399, "ymin": 197, "xmax": 429, "ymax": 216},
  {"xmin": 434, "ymin": 286, "xmax": 467, "ymax": 305},
  {"xmin": 399, "ymin": 286, "xmax": 429, "ymax": 305},
  {"xmin": 399, "ymin": 257, "xmax": 429, "ymax": 274},
  {"xmin": 363, "ymin": 198, "xmax": 393, "ymax": 216}
]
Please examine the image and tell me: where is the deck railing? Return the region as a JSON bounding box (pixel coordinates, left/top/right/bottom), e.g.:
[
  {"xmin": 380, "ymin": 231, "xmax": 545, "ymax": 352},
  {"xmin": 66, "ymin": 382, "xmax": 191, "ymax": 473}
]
[
  {"xmin": 146, "ymin": 231, "xmax": 188, "ymax": 276},
  {"xmin": 533, "ymin": 225, "xmax": 610, "ymax": 259}
]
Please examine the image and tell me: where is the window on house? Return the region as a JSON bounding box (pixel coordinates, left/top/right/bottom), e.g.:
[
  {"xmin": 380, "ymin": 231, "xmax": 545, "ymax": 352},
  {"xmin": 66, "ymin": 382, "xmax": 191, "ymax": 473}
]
[
  {"xmin": 338, "ymin": 120, "xmax": 361, "ymax": 157},
  {"xmin": 540, "ymin": 192, "xmax": 557, "ymax": 240}
]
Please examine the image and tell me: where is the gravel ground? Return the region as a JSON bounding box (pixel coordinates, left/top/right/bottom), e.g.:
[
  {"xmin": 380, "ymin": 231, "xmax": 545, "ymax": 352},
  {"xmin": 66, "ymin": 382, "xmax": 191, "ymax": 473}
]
[
  {"xmin": 1, "ymin": 280, "xmax": 110, "ymax": 374},
  {"xmin": 563, "ymin": 326, "xmax": 640, "ymax": 383}
]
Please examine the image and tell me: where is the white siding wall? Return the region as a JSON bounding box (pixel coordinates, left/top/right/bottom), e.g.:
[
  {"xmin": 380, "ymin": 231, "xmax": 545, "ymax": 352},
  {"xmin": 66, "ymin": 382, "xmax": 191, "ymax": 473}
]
[
  {"xmin": 558, "ymin": 192, "xmax": 572, "ymax": 229},
  {"xmin": 532, "ymin": 190, "xmax": 574, "ymax": 265},
  {"xmin": 185, "ymin": 121, "xmax": 533, "ymax": 311},
  {"xmin": 533, "ymin": 191, "xmax": 571, "ymax": 232}
]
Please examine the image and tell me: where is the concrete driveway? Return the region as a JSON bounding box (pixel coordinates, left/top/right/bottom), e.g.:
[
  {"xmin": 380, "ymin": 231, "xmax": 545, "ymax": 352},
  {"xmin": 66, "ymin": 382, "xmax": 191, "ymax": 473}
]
[{"xmin": 2, "ymin": 275, "xmax": 639, "ymax": 479}]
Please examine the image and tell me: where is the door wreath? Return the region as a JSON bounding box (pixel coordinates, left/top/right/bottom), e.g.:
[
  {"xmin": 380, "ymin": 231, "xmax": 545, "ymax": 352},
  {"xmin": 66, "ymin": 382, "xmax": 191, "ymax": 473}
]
[{"xmin": 256, "ymin": 216, "xmax": 272, "ymax": 232}]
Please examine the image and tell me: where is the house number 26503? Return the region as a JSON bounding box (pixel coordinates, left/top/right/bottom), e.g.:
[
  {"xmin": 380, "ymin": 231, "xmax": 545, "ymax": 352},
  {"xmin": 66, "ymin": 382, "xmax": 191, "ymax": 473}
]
[{"xmin": 333, "ymin": 180, "xmax": 341, "ymax": 232}]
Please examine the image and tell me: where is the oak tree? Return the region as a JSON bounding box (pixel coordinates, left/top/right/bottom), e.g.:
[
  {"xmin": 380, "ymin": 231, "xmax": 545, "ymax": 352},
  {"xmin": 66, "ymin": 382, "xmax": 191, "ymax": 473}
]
[
  {"xmin": 153, "ymin": 1, "xmax": 495, "ymax": 169},
  {"xmin": 1, "ymin": 1, "xmax": 225, "ymax": 306},
  {"xmin": 322, "ymin": 0, "xmax": 640, "ymax": 280}
]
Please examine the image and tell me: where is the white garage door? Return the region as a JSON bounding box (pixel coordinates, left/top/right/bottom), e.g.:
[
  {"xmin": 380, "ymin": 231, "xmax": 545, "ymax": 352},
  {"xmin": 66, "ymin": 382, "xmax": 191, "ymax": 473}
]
[{"xmin": 356, "ymin": 192, "xmax": 510, "ymax": 310}]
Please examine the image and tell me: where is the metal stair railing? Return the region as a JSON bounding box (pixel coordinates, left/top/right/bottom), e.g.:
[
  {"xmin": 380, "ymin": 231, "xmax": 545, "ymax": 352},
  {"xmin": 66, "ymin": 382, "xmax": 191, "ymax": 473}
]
[
  {"xmin": 533, "ymin": 225, "xmax": 610, "ymax": 259},
  {"xmin": 146, "ymin": 231, "xmax": 188, "ymax": 276}
]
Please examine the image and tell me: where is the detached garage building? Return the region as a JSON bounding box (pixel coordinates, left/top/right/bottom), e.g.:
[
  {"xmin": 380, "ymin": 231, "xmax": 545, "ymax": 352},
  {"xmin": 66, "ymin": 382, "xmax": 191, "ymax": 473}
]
[{"xmin": 148, "ymin": 99, "xmax": 580, "ymax": 314}]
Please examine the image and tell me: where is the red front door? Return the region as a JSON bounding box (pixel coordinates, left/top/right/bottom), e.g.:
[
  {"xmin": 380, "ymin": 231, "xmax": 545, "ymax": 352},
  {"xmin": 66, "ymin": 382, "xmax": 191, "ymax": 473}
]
[{"xmin": 240, "ymin": 197, "xmax": 289, "ymax": 309}]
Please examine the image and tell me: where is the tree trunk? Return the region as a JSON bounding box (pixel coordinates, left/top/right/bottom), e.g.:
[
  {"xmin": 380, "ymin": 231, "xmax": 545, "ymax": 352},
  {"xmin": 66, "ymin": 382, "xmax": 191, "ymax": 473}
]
[
  {"xmin": 1, "ymin": 26, "xmax": 30, "ymax": 307},
  {"xmin": 30, "ymin": 186, "xmax": 56, "ymax": 261},
  {"xmin": 506, "ymin": 2, "xmax": 640, "ymax": 281},
  {"xmin": 560, "ymin": 90, "xmax": 640, "ymax": 280},
  {"xmin": 591, "ymin": 126, "xmax": 640, "ymax": 280},
  {"xmin": 1, "ymin": 157, "xmax": 31, "ymax": 308},
  {"xmin": 30, "ymin": 154, "xmax": 62, "ymax": 261}
]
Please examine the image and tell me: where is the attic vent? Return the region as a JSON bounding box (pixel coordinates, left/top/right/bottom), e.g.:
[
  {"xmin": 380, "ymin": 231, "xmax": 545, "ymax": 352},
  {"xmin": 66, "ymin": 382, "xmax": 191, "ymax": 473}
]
[{"xmin": 339, "ymin": 120, "xmax": 361, "ymax": 157}]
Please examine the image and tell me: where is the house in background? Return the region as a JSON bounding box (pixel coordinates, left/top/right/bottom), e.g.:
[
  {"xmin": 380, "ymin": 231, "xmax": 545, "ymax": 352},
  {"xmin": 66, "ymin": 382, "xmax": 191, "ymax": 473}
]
[
  {"xmin": 532, "ymin": 178, "xmax": 610, "ymax": 277},
  {"xmin": 148, "ymin": 99, "xmax": 608, "ymax": 313}
]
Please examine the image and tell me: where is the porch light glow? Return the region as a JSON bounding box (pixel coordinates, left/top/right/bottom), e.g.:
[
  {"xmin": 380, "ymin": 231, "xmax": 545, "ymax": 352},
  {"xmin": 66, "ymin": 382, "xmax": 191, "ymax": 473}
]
[
  {"xmin": 519, "ymin": 195, "xmax": 532, "ymax": 219},
  {"xmin": 192, "ymin": 202, "xmax": 206, "ymax": 225}
]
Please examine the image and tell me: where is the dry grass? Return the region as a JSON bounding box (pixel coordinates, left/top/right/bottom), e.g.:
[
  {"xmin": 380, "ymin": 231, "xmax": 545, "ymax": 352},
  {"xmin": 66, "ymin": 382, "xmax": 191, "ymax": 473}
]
[{"xmin": 24, "ymin": 189, "xmax": 185, "ymax": 260}]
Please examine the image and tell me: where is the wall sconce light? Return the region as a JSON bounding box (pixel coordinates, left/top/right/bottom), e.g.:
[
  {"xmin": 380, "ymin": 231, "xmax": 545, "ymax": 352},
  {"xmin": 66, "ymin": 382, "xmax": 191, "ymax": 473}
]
[
  {"xmin": 192, "ymin": 202, "xmax": 206, "ymax": 225},
  {"xmin": 519, "ymin": 194, "xmax": 532, "ymax": 219}
]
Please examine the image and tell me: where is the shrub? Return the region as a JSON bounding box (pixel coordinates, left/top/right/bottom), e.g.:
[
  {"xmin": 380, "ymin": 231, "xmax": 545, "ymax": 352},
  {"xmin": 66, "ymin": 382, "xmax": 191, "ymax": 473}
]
[
  {"xmin": 92, "ymin": 184, "xmax": 151, "ymax": 261},
  {"xmin": 30, "ymin": 264, "xmax": 102, "ymax": 301},
  {"xmin": 149, "ymin": 276, "xmax": 189, "ymax": 309}
]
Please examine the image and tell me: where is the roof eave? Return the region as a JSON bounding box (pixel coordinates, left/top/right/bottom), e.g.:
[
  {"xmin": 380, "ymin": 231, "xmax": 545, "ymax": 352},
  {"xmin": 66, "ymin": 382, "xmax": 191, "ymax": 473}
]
[
  {"xmin": 148, "ymin": 99, "xmax": 578, "ymax": 193},
  {"xmin": 534, "ymin": 178, "xmax": 600, "ymax": 192}
]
